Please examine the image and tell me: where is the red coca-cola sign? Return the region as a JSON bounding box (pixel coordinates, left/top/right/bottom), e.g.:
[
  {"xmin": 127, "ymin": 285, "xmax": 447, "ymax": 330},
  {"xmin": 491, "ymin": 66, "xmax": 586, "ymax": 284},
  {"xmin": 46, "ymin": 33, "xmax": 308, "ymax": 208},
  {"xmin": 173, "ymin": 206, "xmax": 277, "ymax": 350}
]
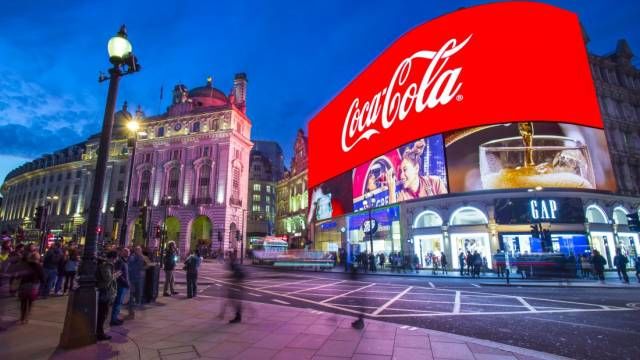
[{"xmin": 308, "ymin": 2, "xmax": 602, "ymax": 188}]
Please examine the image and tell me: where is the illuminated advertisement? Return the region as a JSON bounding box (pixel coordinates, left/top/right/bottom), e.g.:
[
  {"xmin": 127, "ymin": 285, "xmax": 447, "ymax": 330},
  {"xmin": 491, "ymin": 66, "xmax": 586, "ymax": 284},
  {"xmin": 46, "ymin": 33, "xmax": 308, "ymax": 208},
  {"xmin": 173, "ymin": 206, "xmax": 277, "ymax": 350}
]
[
  {"xmin": 308, "ymin": 2, "xmax": 602, "ymax": 189},
  {"xmin": 307, "ymin": 171, "xmax": 353, "ymax": 223},
  {"xmin": 445, "ymin": 122, "xmax": 615, "ymax": 192},
  {"xmin": 494, "ymin": 197, "xmax": 585, "ymax": 224},
  {"xmin": 352, "ymin": 135, "xmax": 447, "ymax": 211}
]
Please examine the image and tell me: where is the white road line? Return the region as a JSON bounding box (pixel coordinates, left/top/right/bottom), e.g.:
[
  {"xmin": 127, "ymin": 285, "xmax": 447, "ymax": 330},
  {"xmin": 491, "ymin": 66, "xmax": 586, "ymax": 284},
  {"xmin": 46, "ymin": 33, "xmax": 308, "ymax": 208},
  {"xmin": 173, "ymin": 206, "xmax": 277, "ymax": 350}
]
[
  {"xmin": 248, "ymin": 292, "xmax": 262, "ymax": 297},
  {"xmin": 373, "ymin": 308, "xmax": 633, "ymax": 318},
  {"xmin": 428, "ymin": 282, "xmax": 435, "ymax": 288},
  {"xmin": 372, "ymin": 286, "xmax": 413, "ymax": 315},
  {"xmin": 214, "ymin": 284, "xmax": 222, "ymax": 287},
  {"xmin": 471, "ymin": 283, "xmax": 481, "ymax": 288},
  {"xmin": 286, "ymin": 280, "xmax": 348, "ymax": 295},
  {"xmin": 272, "ymin": 299, "xmax": 290, "ymax": 305},
  {"xmin": 523, "ymin": 316, "xmax": 640, "ymax": 336},
  {"xmin": 453, "ymin": 291, "xmax": 461, "ymax": 314},
  {"xmin": 256, "ymin": 278, "xmax": 317, "ymax": 290},
  {"xmin": 517, "ymin": 297, "xmax": 537, "ymax": 312},
  {"xmin": 320, "ymin": 283, "xmax": 376, "ymax": 304}
]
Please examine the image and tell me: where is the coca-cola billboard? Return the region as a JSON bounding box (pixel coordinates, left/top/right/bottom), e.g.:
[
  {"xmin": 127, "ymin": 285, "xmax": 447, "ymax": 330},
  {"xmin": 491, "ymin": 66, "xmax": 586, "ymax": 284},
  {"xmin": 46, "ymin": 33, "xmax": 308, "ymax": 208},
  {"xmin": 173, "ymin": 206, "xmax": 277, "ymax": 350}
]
[{"xmin": 308, "ymin": 2, "xmax": 602, "ymax": 188}]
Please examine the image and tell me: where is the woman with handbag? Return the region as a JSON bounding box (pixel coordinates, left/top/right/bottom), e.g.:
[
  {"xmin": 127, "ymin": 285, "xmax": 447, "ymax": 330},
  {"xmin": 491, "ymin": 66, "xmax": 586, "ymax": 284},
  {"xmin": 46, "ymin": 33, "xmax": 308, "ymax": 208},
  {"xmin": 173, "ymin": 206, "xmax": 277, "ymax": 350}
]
[{"xmin": 18, "ymin": 252, "xmax": 45, "ymax": 324}]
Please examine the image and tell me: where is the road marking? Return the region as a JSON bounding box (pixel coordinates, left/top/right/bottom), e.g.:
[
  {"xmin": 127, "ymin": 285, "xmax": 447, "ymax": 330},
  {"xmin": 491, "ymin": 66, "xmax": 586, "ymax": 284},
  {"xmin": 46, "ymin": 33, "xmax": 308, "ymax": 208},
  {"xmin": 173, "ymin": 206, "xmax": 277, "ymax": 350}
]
[
  {"xmin": 515, "ymin": 297, "xmax": 537, "ymax": 312},
  {"xmin": 320, "ymin": 283, "xmax": 376, "ymax": 304},
  {"xmin": 215, "ymin": 284, "xmax": 222, "ymax": 287},
  {"xmin": 523, "ymin": 316, "xmax": 640, "ymax": 336},
  {"xmin": 408, "ymin": 327, "xmax": 417, "ymax": 331},
  {"xmin": 248, "ymin": 292, "xmax": 262, "ymax": 297},
  {"xmin": 372, "ymin": 286, "xmax": 413, "ymax": 315},
  {"xmin": 286, "ymin": 280, "xmax": 348, "ymax": 295},
  {"xmin": 453, "ymin": 291, "xmax": 461, "ymax": 313},
  {"xmin": 272, "ymin": 299, "xmax": 290, "ymax": 305},
  {"xmin": 256, "ymin": 278, "xmax": 317, "ymax": 290},
  {"xmin": 471, "ymin": 283, "xmax": 481, "ymax": 288},
  {"xmin": 428, "ymin": 282, "xmax": 435, "ymax": 288},
  {"xmin": 400, "ymin": 325, "xmax": 409, "ymax": 329}
]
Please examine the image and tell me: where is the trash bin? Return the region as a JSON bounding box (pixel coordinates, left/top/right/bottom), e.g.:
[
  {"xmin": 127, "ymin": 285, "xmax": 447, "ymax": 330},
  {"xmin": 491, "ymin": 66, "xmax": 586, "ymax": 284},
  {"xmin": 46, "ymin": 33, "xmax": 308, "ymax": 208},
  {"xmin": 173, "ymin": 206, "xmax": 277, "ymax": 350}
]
[{"xmin": 144, "ymin": 264, "xmax": 160, "ymax": 303}]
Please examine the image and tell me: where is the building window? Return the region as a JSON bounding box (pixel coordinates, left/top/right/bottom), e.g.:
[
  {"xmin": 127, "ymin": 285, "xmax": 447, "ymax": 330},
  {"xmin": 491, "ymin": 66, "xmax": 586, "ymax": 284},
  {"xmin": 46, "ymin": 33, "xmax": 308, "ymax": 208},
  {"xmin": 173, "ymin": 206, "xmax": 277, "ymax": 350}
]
[
  {"xmin": 73, "ymin": 185, "xmax": 79, "ymax": 195},
  {"xmin": 63, "ymin": 185, "xmax": 69, "ymax": 196},
  {"xmin": 232, "ymin": 167, "xmax": 240, "ymax": 200},
  {"xmin": 167, "ymin": 167, "xmax": 180, "ymax": 199},
  {"xmin": 203, "ymin": 146, "xmax": 210, "ymax": 157},
  {"xmin": 117, "ymin": 181, "xmax": 124, "ymax": 191},
  {"xmin": 120, "ymin": 165, "xmax": 126, "ymax": 174},
  {"xmin": 265, "ymin": 204, "xmax": 271, "ymax": 214},
  {"xmin": 253, "ymin": 183, "xmax": 261, "ymax": 192},
  {"xmin": 266, "ymin": 185, "xmax": 271, "ymax": 193},
  {"xmin": 192, "ymin": 122, "xmax": 200, "ymax": 132},
  {"xmin": 76, "ymin": 170, "xmax": 81, "ymax": 178},
  {"xmin": 157, "ymin": 127, "xmax": 165, "ymax": 137},
  {"xmin": 139, "ymin": 170, "xmax": 151, "ymax": 204},
  {"xmin": 67, "ymin": 172, "xmax": 72, "ymax": 179},
  {"xmin": 253, "ymin": 194, "xmax": 261, "ymax": 202},
  {"xmin": 198, "ymin": 164, "xmax": 211, "ymax": 198},
  {"xmin": 144, "ymin": 153, "xmax": 152, "ymax": 163},
  {"xmin": 171, "ymin": 150, "xmax": 180, "ymax": 160},
  {"xmin": 252, "ymin": 204, "xmax": 261, "ymax": 212},
  {"xmin": 57, "ymin": 173, "xmax": 62, "ymax": 181}
]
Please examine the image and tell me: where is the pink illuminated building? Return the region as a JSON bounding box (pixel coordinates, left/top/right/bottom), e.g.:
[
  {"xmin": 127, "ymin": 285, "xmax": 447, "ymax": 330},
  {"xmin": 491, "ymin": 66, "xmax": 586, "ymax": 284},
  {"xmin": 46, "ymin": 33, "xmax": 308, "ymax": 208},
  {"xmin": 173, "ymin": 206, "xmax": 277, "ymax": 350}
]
[{"xmin": 126, "ymin": 74, "xmax": 251, "ymax": 257}]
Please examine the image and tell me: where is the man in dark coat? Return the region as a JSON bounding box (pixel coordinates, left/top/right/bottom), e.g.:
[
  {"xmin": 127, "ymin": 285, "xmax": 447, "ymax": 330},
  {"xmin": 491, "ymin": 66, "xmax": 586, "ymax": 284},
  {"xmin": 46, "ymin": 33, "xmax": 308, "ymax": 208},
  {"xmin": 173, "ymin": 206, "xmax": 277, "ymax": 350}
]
[{"xmin": 591, "ymin": 249, "xmax": 607, "ymax": 283}]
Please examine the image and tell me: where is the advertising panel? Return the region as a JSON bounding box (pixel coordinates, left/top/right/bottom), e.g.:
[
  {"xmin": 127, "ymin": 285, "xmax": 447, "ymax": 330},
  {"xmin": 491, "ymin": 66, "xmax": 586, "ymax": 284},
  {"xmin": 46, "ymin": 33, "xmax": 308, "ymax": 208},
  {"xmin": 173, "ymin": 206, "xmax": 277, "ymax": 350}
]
[
  {"xmin": 308, "ymin": 2, "xmax": 602, "ymax": 188},
  {"xmin": 494, "ymin": 197, "xmax": 585, "ymax": 224},
  {"xmin": 352, "ymin": 135, "xmax": 447, "ymax": 212},
  {"xmin": 445, "ymin": 122, "xmax": 616, "ymax": 192},
  {"xmin": 307, "ymin": 171, "xmax": 353, "ymax": 223}
]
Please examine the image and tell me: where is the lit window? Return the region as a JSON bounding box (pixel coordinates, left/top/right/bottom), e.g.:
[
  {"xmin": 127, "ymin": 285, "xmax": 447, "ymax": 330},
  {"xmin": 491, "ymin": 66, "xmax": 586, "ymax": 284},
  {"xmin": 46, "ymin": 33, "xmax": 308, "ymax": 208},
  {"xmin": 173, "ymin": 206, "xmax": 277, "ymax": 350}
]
[
  {"xmin": 253, "ymin": 194, "xmax": 261, "ymax": 202},
  {"xmin": 253, "ymin": 183, "xmax": 261, "ymax": 192}
]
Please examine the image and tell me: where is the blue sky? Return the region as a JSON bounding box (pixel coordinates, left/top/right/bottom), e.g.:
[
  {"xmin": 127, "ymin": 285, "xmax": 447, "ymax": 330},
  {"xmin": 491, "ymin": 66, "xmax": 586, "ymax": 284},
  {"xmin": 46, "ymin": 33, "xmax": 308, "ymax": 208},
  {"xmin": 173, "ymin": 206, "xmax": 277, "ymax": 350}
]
[{"xmin": 0, "ymin": 0, "xmax": 638, "ymax": 185}]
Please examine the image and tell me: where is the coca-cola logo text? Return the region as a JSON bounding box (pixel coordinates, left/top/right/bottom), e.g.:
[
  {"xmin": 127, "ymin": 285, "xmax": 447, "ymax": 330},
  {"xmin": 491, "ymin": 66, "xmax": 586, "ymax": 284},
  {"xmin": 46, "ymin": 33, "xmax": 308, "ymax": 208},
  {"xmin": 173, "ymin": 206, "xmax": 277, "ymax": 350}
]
[{"xmin": 341, "ymin": 35, "xmax": 472, "ymax": 153}]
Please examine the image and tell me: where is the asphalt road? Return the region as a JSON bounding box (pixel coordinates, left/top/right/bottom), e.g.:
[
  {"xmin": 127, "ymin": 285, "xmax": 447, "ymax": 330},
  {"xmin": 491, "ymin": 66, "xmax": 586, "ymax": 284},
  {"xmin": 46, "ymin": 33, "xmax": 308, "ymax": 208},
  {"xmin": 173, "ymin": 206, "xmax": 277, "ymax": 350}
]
[{"xmin": 174, "ymin": 263, "xmax": 640, "ymax": 360}]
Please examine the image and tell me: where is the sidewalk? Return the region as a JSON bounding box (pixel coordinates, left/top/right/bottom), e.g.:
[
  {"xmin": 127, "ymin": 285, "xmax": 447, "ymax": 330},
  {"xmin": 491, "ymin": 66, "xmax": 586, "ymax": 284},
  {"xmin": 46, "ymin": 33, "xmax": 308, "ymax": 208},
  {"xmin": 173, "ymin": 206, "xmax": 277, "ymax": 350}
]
[{"xmin": 0, "ymin": 291, "xmax": 567, "ymax": 360}]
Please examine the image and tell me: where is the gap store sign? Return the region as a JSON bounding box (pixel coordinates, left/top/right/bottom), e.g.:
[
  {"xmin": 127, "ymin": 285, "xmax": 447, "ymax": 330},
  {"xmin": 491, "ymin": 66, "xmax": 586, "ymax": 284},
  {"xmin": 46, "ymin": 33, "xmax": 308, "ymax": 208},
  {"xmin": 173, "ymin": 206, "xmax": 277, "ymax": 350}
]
[{"xmin": 494, "ymin": 198, "xmax": 584, "ymax": 224}]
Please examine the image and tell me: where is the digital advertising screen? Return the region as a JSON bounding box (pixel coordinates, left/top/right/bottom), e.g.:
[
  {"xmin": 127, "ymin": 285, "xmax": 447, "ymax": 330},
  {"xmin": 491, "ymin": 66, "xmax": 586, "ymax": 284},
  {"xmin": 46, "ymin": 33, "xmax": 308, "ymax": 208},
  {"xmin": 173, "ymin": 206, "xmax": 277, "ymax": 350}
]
[
  {"xmin": 444, "ymin": 122, "xmax": 616, "ymax": 193},
  {"xmin": 352, "ymin": 135, "xmax": 447, "ymax": 212},
  {"xmin": 307, "ymin": 171, "xmax": 353, "ymax": 224}
]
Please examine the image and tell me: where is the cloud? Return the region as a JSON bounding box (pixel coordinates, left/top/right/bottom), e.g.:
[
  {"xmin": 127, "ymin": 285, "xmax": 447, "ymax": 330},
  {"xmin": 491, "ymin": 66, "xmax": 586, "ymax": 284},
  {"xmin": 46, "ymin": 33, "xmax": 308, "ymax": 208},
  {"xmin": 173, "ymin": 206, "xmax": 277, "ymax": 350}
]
[{"xmin": 0, "ymin": 70, "xmax": 99, "ymax": 158}]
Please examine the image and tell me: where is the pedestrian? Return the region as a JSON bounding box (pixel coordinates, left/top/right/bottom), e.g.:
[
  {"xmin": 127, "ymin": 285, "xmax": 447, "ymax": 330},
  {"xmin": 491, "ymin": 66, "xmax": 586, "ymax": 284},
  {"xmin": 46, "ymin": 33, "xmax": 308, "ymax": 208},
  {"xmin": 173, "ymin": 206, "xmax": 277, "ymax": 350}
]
[
  {"xmin": 635, "ymin": 255, "xmax": 640, "ymax": 283},
  {"xmin": 41, "ymin": 242, "xmax": 63, "ymax": 298},
  {"xmin": 466, "ymin": 251, "xmax": 473, "ymax": 276},
  {"xmin": 17, "ymin": 252, "xmax": 44, "ymax": 324},
  {"xmin": 219, "ymin": 257, "xmax": 245, "ymax": 323},
  {"xmin": 184, "ymin": 249, "xmax": 202, "ymax": 298},
  {"xmin": 127, "ymin": 246, "xmax": 146, "ymax": 318},
  {"xmin": 591, "ymin": 250, "xmax": 607, "ymax": 283},
  {"xmin": 163, "ymin": 241, "xmax": 179, "ymax": 296},
  {"xmin": 63, "ymin": 248, "xmax": 79, "ymax": 294},
  {"xmin": 110, "ymin": 248, "xmax": 130, "ymax": 326},
  {"xmin": 613, "ymin": 248, "xmax": 629, "ymax": 284},
  {"xmin": 441, "ymin": 253, "xmax": 448, "ymax": 275},
  {"xmin": 458, "ymin": 251, "xmax": 465, "ymax": 276},
  {"xmin": 581, "ymin": 254, "xmax": 592, "ymax": 279},
  {"xmin": 0, "ymin": 239, "xmax": 12, "ymax": 289},
  {"xmin": 379, "ymin": 252, "xmax": 386, "ymax": 270},
  {"xmin": 472, "ymin": 251, "xmax": 482, "ymax": 278},
  {"xmin": 6, "ymin": 243, "xmax": 25, "ymax": 296},
  {"xmin": 369, "ymin": 252, "xmax": 376, "ymax": 272},
  {"xmin": 412, "ymin": 253, "xmax": 420, "ymax": 274},
  {"xmin": 54, "ymin": 248, "xmax": 68, "ymax": 295},
  {"xmin": 96, "ymin": 251, "xmax": 117, "ymax": 341}
]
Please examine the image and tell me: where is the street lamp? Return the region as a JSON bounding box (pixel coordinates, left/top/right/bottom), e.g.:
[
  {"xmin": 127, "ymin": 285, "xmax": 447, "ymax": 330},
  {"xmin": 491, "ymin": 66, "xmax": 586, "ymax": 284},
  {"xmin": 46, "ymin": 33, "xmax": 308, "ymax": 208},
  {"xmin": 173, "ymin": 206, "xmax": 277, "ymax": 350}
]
[
  {"xmin": 60, "ymin": 25, "xmax": 140, "ymax": 349},
  {"xmin": 39, "ymin": 195, "xmax": 59, "ymax": 253},
  {"xmin": 118, "ymin": 118, "xmax": 146, "ymax": 247}
]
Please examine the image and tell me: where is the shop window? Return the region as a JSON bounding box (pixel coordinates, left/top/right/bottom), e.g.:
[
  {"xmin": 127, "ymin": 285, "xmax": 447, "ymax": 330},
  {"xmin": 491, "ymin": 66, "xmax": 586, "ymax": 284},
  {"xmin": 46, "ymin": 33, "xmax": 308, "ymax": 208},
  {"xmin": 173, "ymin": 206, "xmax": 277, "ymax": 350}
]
[
  {"xmin": 585, "ymin": 205, "xmax": 608, "ymax": 224},
  {"xmin": 449, "ymin": 206, "xmax": 488, "ymax": 226},
  {"xmin": 612, "ymin": 207, "xmax": 628, "ymax": 225},
  {"xmin": 413, "ymin": 210, "xmax": 443, "ymax": 228}
]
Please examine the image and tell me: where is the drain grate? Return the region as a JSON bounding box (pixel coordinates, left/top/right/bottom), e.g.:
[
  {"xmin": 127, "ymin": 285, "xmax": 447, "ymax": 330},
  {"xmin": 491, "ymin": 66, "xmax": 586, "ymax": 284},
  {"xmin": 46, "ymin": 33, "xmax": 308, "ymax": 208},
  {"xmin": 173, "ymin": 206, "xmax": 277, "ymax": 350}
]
[{"xmin": 157, "ymin": 345, "xmax": 200, "ymax": 359}]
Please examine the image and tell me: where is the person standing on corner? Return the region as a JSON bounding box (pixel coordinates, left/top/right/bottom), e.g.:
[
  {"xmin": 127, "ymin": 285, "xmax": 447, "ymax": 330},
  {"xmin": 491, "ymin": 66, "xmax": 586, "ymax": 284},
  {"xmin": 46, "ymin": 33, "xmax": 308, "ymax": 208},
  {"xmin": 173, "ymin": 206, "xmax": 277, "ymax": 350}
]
[
  {"xmin": 110, "ymin": 248, "xmax": 130, "ymax": 326},
  {"xmin": 127, "ymin": 246, "xmax": 146, "ymax": 318},
  {"xmin": 163, "ymin": 241, "xmax": 178, "ymax": 296},
  {"xmin": 591, "ymin": 249, "xmax": 607, "ymax": 283},
  {"xmin": 184, "ymin": 249, "xmax": 202, "ymax": 298},
  {"xmin": 613, "ymin": 248, "xmax": 629, "ymax": 284},
  {"xmin": 458, "ymin": 250, "xmax": 465, "ymax": 276},
  {"xmin": 96, "ymin": 251, "xmax": 117, "ymax": 341}
]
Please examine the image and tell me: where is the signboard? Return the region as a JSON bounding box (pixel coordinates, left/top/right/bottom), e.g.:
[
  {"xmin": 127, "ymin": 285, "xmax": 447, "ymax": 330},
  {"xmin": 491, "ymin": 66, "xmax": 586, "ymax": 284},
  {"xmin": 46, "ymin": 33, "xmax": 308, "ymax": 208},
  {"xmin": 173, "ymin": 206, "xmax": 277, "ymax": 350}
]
[
  {"xmin": 494, "ymin": 198, "xmax": 585, "ymax": 224},
  {"xmin": 308, "ymin": 2, "xmax": 602, "ymax": 189}
]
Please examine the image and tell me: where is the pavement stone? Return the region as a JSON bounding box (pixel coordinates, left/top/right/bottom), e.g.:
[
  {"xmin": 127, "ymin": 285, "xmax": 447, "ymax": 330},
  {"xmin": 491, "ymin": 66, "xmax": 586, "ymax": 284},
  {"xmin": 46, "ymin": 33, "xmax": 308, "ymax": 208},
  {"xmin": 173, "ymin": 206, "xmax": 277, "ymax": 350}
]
[{"xmin": 0, "ymin": 289, "xmax": 569, "ymax": 360}]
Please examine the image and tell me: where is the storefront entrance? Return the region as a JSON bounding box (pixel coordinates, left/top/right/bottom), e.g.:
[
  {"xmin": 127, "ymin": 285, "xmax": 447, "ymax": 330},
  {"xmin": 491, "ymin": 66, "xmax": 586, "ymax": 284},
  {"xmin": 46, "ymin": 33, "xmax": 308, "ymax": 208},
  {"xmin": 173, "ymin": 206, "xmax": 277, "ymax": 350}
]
[
  {"xmin": 616, "ymin": 232, "xmax": 639, "ymax": 269},
  {"xmin": 412, "ymin": 234, "xmax": 444, "ymax": 268},
  {"xmin": 590, "ymin": 231, "xmax": 616, "ymax": 269},
  {"xmin": 450, "ymin": 233, "xmax": 492, "ymax": 269}
]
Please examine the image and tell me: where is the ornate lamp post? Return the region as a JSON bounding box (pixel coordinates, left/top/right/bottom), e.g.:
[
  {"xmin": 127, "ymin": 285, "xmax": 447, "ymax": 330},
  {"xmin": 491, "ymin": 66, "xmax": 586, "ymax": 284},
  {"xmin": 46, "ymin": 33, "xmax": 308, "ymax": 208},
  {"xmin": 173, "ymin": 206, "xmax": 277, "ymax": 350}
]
[{"xmin": 60, "ymin": 25, "xmax": 140, "ymax": 349}]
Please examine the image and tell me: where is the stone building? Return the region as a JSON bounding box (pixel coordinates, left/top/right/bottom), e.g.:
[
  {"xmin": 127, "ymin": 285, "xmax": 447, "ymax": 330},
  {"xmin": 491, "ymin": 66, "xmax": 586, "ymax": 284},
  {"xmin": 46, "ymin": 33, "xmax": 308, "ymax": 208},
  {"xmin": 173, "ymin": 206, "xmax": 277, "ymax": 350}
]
[
  {"xmin": 275, "ymin": 129, "xmax": 309, "ymax": 248},
  {"xmin": 125, "ymin": 75, "xmax": 252, "ymax": 257}
]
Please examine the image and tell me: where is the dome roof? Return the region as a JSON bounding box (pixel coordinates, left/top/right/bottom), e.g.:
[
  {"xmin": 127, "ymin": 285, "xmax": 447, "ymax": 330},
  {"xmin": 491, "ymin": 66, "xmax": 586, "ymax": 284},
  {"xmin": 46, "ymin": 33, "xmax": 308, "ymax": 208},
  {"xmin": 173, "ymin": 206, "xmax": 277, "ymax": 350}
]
[{"xmin": 189, "ymin": 84, "xmax": 228, "ymax": 107}]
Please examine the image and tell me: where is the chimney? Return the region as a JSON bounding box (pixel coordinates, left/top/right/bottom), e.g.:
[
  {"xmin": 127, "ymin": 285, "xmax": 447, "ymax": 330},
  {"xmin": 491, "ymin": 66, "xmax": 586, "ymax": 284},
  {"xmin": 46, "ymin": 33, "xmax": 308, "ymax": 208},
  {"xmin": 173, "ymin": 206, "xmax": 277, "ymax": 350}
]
[{"xmin": 233, "ymin": 72, "xmax": 247, "ymax": 113}]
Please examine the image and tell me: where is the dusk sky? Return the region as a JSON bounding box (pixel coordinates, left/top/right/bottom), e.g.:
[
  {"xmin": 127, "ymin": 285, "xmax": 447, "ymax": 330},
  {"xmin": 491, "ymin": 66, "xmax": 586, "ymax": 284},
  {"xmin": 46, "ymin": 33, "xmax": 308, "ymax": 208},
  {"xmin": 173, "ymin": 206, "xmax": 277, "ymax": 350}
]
[{"xmin": 0, "ymin": 0, "xmax": 638, "ymax": 185}]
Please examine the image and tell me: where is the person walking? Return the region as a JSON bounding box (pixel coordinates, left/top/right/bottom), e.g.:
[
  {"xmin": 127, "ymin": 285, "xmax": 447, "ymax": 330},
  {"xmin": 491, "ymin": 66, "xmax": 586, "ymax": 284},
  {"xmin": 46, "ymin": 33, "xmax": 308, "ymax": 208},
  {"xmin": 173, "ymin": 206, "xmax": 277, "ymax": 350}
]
[
  {"xmin": 96, "ymin": 251, "xmax": 117, "ymax": 341},
  {"xmin": 441, "ymin": 253, "xmax": 448, "ymax": 275},
  {"xmin": 163, "ymin": 241, "xmax": 178, "ymax": 296},
  {"xmin": 110, "ymin": 248, "xmax": 130, "ymax": 326},
  {"xmin": 219, "ymin": 257, "xmax": 245, "ymax": 323},
  {"xmin": 63, "ymin": 248, "xmax": 79, "ymax": 294},
  {"xmin": 635, "ymin": 255, "xmax": 640, "ymax": 283},
  {"xmin": 184, "ymin": 249, "xmax": 202, "ymax": 298},
  {"xmin": 127, "ymin": 246, "xmax": 146, "ymax": 319},
  {"xmin": 613, "ymin": 248, "xmax": 629, "ymax": 284},
  {"xmin": 17, "ymin": 252, "xmax": 44, "ymax": 324},
  {"xmin": 54, "ymin": 247, "xmax": 67, "ymax": 295},
  {"xmin": 458, "ymin": 251, "xmax": 465, "ymax": 276},
  {"xmin": 591, "ymin": 250, "xmax": 607, "ymax": 283},
  {"xmin": 41, "ymin": 242, "xmax": 63, "ymax": 298}
]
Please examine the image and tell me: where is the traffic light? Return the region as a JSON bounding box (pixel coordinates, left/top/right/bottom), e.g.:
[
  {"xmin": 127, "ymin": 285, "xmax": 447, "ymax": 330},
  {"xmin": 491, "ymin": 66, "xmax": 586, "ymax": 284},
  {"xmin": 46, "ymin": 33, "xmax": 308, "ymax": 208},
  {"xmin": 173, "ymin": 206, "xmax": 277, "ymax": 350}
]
[
  {"xmin": 34, "ymin": 206, "xmax": 46, "ymax": 229},
  {"xmin": 627, "ymin": 213, "xmax": 640, "ymax": 232}
]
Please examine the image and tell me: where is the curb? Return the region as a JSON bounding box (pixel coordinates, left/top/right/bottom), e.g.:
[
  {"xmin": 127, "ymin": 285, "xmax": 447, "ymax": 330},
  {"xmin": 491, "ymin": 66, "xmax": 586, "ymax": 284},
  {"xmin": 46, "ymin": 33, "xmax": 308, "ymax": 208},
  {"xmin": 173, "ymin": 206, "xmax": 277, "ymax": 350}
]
[{"xmin": 478, "ymin": 282, "xmax": 640, "ymax": 289}]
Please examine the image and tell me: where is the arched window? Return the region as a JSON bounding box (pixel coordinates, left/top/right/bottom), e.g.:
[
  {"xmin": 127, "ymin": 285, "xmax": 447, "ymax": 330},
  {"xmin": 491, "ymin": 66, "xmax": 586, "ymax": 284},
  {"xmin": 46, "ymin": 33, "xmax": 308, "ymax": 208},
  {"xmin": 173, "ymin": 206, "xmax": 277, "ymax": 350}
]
[
  {"xmin": 585, "ymin": 205, "xmax": 608, "ymax": 224},
  {"xmin": 413, "ymin": 210, "xmax": 443, "ymax": 228},
  {"xmin": 139, "ymin": 170, "xmax": 151, "ymax": 204},
  {"xmin": 197, "ymin": 164, "xmax": 211, "ymax": 199},
  {"xmin": 612, "ymin": 206, "xmax": 628, "ymax": 225},
  {"xmin": 167, "ymin": 167, "xmax": 180, "ymax": 199},
  {"xmin": 449, "ymin": 206, "xmax": 488, "ymax": 226}
]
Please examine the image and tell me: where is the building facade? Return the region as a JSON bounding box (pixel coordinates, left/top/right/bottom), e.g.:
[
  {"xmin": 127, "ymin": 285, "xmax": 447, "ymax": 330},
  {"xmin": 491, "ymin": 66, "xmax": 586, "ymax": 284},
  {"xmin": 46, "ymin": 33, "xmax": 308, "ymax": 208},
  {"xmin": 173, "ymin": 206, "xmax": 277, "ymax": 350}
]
[
  {"xmin": 0, "ymin": 105, "xmax": 139, "ymax": 244},
  {"xmin": 275, "ymin": 129, "xmax": 309, "ymax": 248},
  {"xmin": 247, "ymin": 141, "xmax": 284, "ymax": 244},
  {"xmin": 125, "ymin": 75, "xmax": 252, "ymax": 257}
]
